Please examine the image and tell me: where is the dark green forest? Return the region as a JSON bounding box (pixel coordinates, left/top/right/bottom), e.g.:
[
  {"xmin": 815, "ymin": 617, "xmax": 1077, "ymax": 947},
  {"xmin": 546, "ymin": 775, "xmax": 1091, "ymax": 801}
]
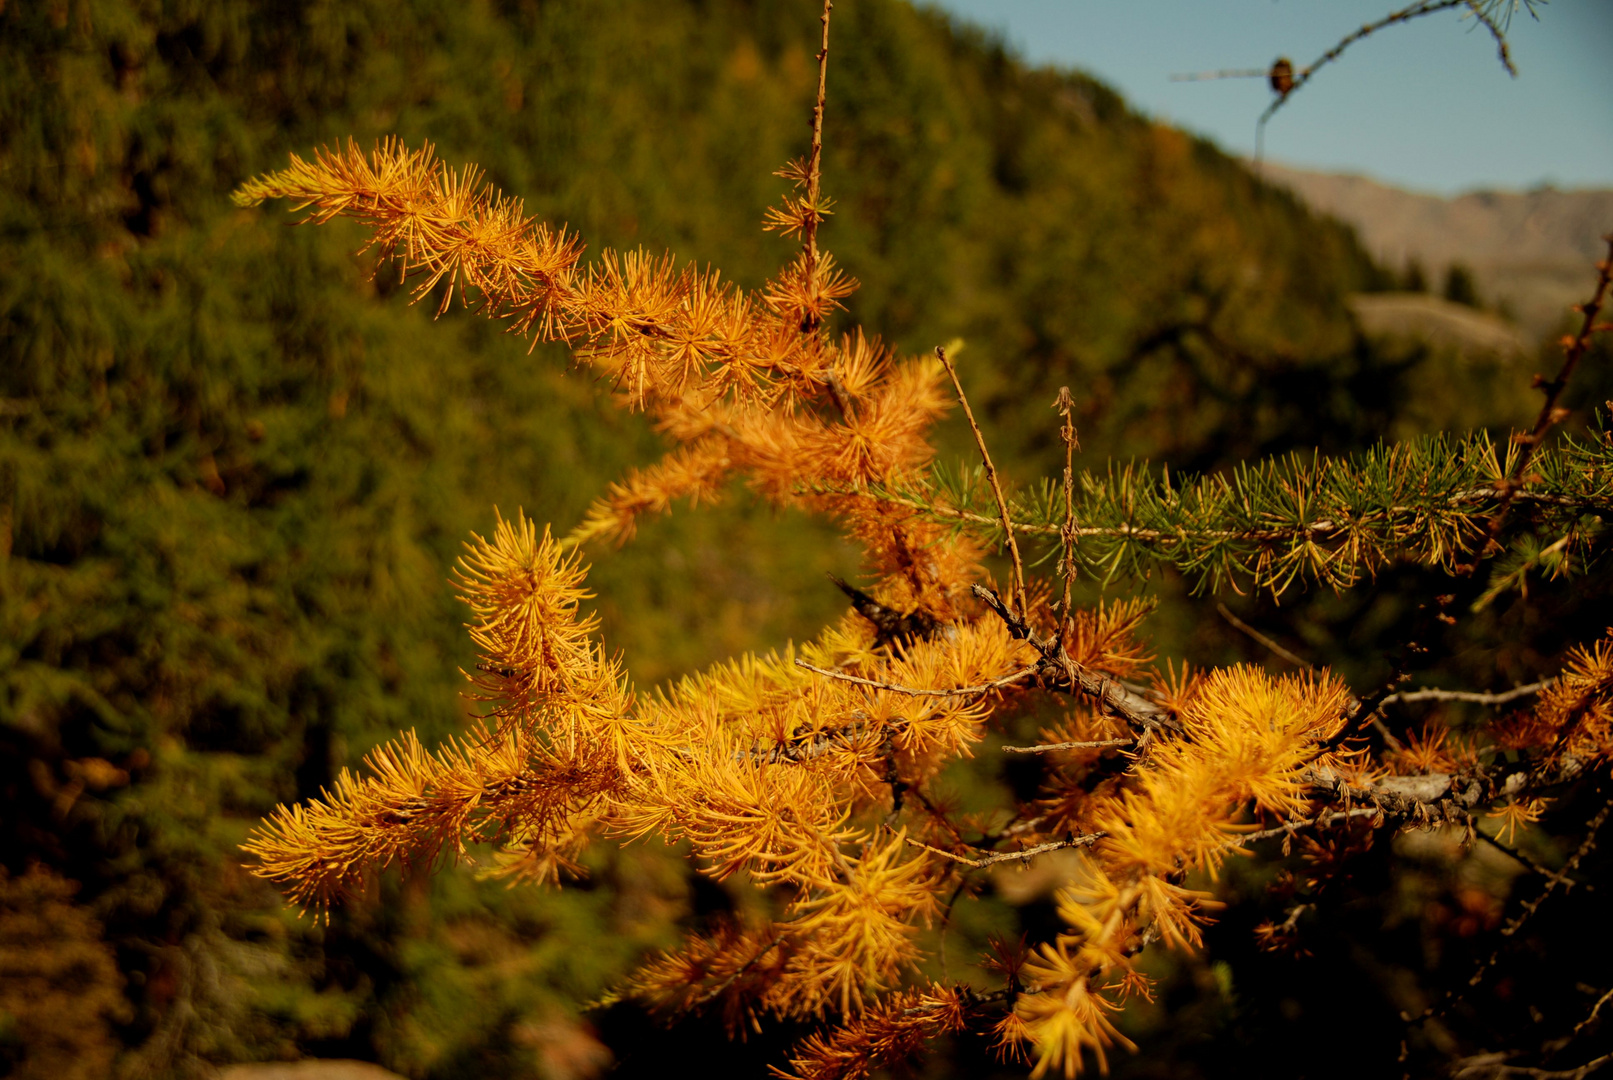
[{"xmin": 4, "ymin": 1, "xmax": 1606, "ymax": 1077}]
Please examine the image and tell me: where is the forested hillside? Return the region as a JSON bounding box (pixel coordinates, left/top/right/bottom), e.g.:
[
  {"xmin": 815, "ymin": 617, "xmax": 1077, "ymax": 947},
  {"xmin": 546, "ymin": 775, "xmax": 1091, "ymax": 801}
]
[{"xmin": 0, "ymin": 1, "xmax": 1515, "ymax": 1076}]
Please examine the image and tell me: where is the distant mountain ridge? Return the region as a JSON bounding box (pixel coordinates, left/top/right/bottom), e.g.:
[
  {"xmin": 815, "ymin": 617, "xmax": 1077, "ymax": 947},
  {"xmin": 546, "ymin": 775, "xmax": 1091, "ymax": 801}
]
[{"xmin": 1262, "ymin": 163, "xmax": 1613, "ymax": 338}]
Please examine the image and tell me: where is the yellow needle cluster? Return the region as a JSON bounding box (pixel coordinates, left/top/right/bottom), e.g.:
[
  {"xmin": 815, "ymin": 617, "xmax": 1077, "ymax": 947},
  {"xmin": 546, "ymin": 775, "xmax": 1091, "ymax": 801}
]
[
  {"xmin": 235, "ymin": 132, "xmax": 1613, "ymax": 1080},
  {"xmin": 244, "ymin": 507, "xmax": 1034, "ymax": 1013},
  {"xmin": 1007, "ymin": 667, "xmax": 1354, "ymax": 1078},
  {"xmin": 235, "ymin": 139, "xmax": 980, "ymax": 623}
]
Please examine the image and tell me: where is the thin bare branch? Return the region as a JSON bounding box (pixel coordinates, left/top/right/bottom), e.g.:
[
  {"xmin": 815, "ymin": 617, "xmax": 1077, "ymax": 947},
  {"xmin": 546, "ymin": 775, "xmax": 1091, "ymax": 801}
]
[
  {"xmin": 1495, "ymin": 795, "xmax": 1612, "ymax": 943},
  {"xmin": 1170, "ymin": 67, "xmax": 1269, "ymax": 82},
  {"xmin": 1453, "ymin": 1050, "xmax": 1613, "ymax": 1079},
  {"xmin": 906, "ymin": 832, "xmax": 1103, "ymax": 870},
  {"xmin": 1417, "ymin": 796, "xmax": 1613, "ymax": 1027},
  {"xmin": 793, "ymin": 657, "xmax": 1037, "ymax": 699},
  {"xmin": 800, "ymin": 0, "xmax": 834, "ymax": 334},
  {"xmin": 938, "ymin": 345, "xmax": 1027, "ymax": 619},
  {"xmin": 1234, "ymin": 807, "xmax": 1382, "ymax": 846},
  {"xmin": 1252, "ymin": 0, "xmax": 1525, "ymax": 168},
  {"xmin": 1002, "ymin": 738, "xmax": 1134, "ymax": 755},
  {"xmin": 1477, "ymin": 829, "xmax": 1556, "ymax": 878},
  {"xmin": 1491, "ymin": 234, "xmax": 1613, "ymax": 535},
  {"xmin": 1055, "ymin": 386, "xmax": 1080, "ymax": 647},
  {"xmin": 1465, "ymin": 0, "xmax": 1519, "ymax": 78},
  {"xmin": 1216, "ymin": 602, "xmax": 1311, "ymax": 667},
  {"xmin": 1573, "ymin": 986, "xmax": 1613, "ymax": 1041},
  {"xmin": 971, "ymin": 584, "xmax": 1181, "ymax": 736},
  {"xmin": 1381, "ymin": 681, "xmax": 1553, "ymax": 708},
  {"xmin": 897, "ymin": 985, "xmax": 1013, "ymax": 1018},
  {"xmin": 1261, "ymin": 0, "xmax": 1473, "ymax": 130}
]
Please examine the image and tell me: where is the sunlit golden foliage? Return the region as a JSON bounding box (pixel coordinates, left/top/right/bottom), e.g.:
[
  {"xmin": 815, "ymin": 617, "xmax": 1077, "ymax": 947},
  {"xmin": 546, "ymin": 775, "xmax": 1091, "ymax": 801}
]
[
  {"xmin": 233, "ymin": 137, "xmax": 962, "ymax": 610},
  {"xmin": 1533, "ymin": 630, "xmax": 1613, "ymax": 762},
  {"xmin": 454, "ymin": 512, "xmax": 604, "ymax": 714},
  {"xmin": 233, "ymin": 15, "xmax": 1613, "ymax": 1075}
]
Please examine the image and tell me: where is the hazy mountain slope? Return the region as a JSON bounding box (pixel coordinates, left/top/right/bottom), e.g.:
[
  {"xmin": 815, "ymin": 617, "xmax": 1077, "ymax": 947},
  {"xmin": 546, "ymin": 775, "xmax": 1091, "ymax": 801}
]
[{"xmin": 1263, "ymin": 162, "xmax": 1613, "ymax": 337}]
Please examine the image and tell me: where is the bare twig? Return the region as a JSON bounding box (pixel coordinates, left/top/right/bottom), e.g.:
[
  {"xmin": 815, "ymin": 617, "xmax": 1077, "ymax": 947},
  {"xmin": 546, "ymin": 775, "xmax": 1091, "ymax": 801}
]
[
  {"xmin": 1261, "ymin": 0, "xmax": 1476, "ymax": 130},
  {"xmin": 1171, "ymin": 67, "xmax": 1269, "ymax": 82},
  {"xmin": 1251, "ymin": 0, "xmax": 1524, "ymax": 167},
  {"xmin": 971, "ymin": 583, "xmax": 1181, "ymax": 736},
  {"xmin": 898, "ymin": 985, "xmax": 1014, "ymax": 1019},
  {"xmin": 1495, "ymin": 795, "xmax": 1612, "ymax": 943},
  {"xmin": 1216, "ymin": 602, "xmax": 1311, "ymax": 667},
  {"xmin": 800, "ymin": 0, "xmax": 834, "ymax": 327},
  {"xmin": 1573, "ymin": 986, "xmax": 1613, "ymax": 1040},
  {"xmin": 1453, "ymin": 1050, "xmax": 1613, "ymax": 1079},
  {"xmin": 801, "ymin": 0, "xmax": 853, "ymax": 421},
  {"xmin": 1055, "ymin": 386, "xmax": 1080, "ymax": 647},
  {"xmin": 968, "ymin": 582, "xmax": 1050, "ymax": 653},
  {"xmin": 1491, "ymin": 234, "xmax": 1613, "ymax": 536},
  {"xmin": 937, "ymin": 345, "xmax": 1027, "ymax": 619},
  {"xmin": 1002, "ymin": 738, "xmax": 1134, "ymax": 755},
  {"xmin": 1465, "ymin": 0, "xmax": 1519, "ymax": 78},
  {"xmin": 1381, "ymin": 681, "xmax": 1553, "ymax": 708},
  {"xmin": 1477, "ymin": 829, "xmax": 1555, "ymax": 878},
  {"xmin": 1420, "ymin": 795, "xmax": 1613, "ymax": 1026},
  {"xmin": 1233, "ymin": 807, "xmax": 1382, "ymax": 847},
  {"xmin": 792, "ymin": 657, "xmax": 1037, "ymax": 699},
  {"xmin": 1320, "ymin": 670, "xmax": 1545, "ymax": 765},
  {"xmin": 906, "ymin": 832, "xmax": 1103, "ymax": 870}
]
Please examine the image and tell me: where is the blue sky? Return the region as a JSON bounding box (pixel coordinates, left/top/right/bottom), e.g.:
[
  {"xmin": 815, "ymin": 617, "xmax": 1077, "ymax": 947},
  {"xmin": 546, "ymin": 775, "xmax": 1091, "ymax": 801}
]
[{"xmin": 919, "ymin": 0, "xmax": 1613, "ymax": 195}]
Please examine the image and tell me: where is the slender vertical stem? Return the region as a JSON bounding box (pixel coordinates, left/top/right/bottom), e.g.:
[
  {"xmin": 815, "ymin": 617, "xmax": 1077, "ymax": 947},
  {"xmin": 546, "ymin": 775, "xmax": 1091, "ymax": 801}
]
[
  {"xmin": 1215, "ymin": 602, "xmax": 1309, "ymax": 668},
  {"xmin": 800, "ymin": 0, "xmax": 834, "ymax": 334},
  {"xmin": 938, "ymin": 346, "xmax": 1026, "ymax": 619},
  {"xmin": 1500, "ymin": 235, "xmax": 1613, "ymax": 504},
  {"xmin": 1054, "ymin": 387, "xmax": 1080, "ymax": 647}
]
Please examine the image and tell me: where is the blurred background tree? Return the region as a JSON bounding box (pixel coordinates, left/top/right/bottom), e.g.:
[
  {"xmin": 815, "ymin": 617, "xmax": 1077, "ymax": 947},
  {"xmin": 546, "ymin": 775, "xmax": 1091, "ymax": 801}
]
[
  {"xmin": 1, "ymin": 0, "xmax": 1605, "ymax": 1077},
  {"xmin": 1445, "ymin": 261, "xmax": 1482, "ymax": 308},
  {"xmin": 1405, "ymin": 257, "xmax": 1431, "ymax": 294}
]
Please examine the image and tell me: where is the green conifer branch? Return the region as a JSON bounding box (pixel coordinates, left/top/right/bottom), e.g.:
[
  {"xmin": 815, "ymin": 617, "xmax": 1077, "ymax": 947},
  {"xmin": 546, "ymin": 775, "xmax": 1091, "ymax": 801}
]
[{"xmin": 823, "ymin": 420, "xmax": 1613, "ymax": 596}]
